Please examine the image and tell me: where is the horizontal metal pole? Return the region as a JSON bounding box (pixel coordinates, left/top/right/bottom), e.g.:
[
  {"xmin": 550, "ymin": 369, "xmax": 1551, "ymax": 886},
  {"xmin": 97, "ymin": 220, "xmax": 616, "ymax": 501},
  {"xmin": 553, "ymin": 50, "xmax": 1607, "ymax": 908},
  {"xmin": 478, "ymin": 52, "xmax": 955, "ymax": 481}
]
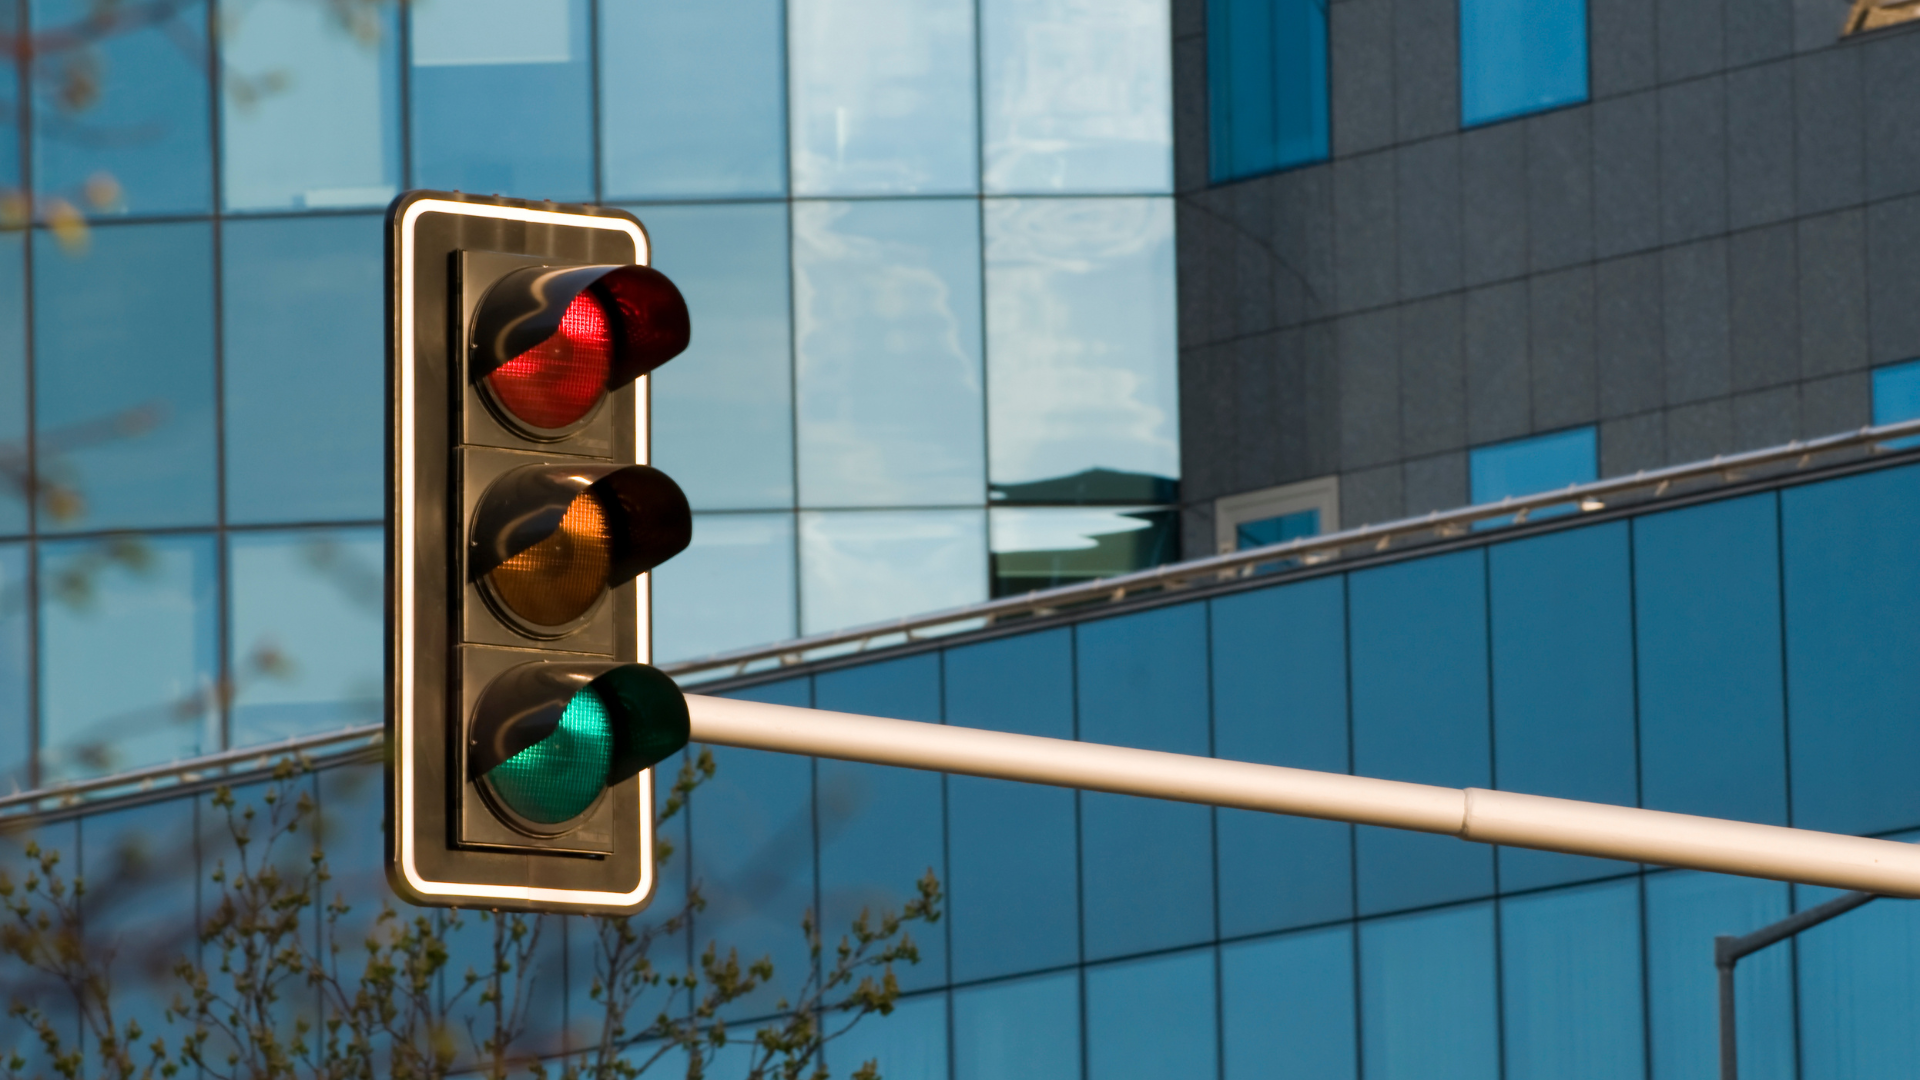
[{"xmin": 687, "ymin": 695, "xmax": 1920, "ymax": 899}]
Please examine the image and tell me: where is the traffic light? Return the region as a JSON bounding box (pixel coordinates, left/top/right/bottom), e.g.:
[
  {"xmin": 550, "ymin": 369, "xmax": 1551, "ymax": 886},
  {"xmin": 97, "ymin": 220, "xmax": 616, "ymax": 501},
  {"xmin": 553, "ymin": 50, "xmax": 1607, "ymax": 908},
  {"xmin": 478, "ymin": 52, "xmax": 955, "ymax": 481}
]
[{"xmin": 385, "ymin": 192, "xmax": 694, "ymax": 913}]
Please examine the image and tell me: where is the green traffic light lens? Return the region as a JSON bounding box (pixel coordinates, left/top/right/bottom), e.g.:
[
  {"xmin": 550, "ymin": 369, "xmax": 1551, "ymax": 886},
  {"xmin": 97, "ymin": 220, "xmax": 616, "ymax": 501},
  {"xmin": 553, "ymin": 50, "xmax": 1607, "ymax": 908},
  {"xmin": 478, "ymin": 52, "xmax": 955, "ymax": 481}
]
[{"xmin": 486, "ymin": 686, "xmax": 614, "ymax": 824}]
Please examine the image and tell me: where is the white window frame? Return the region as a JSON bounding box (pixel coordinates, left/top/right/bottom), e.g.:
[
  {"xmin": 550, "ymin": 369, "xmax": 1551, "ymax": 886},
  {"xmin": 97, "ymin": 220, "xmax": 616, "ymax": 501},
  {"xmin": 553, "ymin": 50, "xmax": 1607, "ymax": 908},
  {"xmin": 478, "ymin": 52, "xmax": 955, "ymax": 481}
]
[{"xmin": 1213, "ymin": 476, "xmax": 1341, "ymax": 555}]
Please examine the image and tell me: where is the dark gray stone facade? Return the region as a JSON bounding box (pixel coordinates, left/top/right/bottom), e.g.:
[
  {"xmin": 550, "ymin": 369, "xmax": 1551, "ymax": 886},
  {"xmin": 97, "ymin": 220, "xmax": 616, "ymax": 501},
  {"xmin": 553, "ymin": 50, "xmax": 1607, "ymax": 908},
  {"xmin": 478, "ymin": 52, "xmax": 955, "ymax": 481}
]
[{"xmin": 1173, "ymin": 0, "xmax": 1920, "ymax": 555}]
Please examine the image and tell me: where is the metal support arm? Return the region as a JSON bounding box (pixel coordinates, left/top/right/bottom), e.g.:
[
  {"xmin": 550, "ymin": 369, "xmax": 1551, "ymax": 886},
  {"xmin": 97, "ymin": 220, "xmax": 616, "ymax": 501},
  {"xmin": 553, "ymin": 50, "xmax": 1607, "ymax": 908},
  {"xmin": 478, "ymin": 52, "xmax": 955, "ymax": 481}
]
[{"xmin": 686, "ymin": 695, "xmax": 1920, "ymax": 898}]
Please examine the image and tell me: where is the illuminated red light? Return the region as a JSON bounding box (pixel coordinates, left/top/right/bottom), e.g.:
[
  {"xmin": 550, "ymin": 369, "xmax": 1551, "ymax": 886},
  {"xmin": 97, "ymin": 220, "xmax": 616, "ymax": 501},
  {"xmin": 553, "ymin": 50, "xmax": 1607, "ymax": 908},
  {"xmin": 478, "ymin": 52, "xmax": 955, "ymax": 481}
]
[{"xmin": 486, "ymin": 291, "xmax": 613, "ymax": 430}]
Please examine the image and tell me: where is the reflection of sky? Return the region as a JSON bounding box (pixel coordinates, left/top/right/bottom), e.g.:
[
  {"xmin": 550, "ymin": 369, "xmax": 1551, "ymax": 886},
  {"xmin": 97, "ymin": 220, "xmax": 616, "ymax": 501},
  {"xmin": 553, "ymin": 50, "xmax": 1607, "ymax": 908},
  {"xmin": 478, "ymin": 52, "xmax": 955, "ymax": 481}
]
[
  {"xmin": 35, "ymin": 224, "xmax": 218, "ymax": 532},
  {"xmin": 31, "ymin": 0, "xmax": 210, "ymax": 214},
  {"xmin": 408, "ymin": 0, "xmax": 594, "ymax": 201},
  {"xmin": 39, "ymin": 534, "xmax": 218, "ymax": 782},
  {"xmin": 652, "ymin": 512, "xmax": 797, "ymax": 662},
  {"xmin": 229, "ymin": 528, "xmax": 384, "ymax": 747},
  {"xmin": 645, "ymin": 203, "xmax": 796, "ymax": 511},
  {"xmin": 986, "ymin": 198, "xmax": 1178, "ymax": 486},
  {"xmin": 223, "ymin": 214, "xmax": 386, "ymax": 524},
  {"xmin": 602, "ymin": 0, "xmax": 787, "ymax": 199},
  {"xmin": 799, "ymin": 509, "xmax": 986, "ymax": 632},
  {"xmin": 221, "ymin": 0, "xmax": 399, "ymax": 211},
  {"xmin": 982, "ymin": 0, "xmax": 1172, "ymax": 194},
  {"xmin": 990, "ymin": 506, "xmax": 1154, "ymax": 554},
  {"xmin": 794, "ymin": 200, "xmax": 986, "ymax": 508},
  {"xmin": 789, "ymin": 0, "xmax": 977, "ymax": 195}
]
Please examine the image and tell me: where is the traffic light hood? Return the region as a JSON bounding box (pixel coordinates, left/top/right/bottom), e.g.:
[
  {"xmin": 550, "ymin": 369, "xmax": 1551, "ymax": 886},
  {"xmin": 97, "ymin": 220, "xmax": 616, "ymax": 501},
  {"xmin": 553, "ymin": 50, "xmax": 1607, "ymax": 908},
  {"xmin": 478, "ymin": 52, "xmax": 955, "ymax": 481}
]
[
  {"xmin": 469, "ymin": 463, "xmax": 693, "ymax": 584},
  {"xmin": 467, "ymin": 662, "xmax": 691, "ymax": 785},
  {"xmin": 472, "ymin": 263, "xmax": 691, "ymax": 388}
]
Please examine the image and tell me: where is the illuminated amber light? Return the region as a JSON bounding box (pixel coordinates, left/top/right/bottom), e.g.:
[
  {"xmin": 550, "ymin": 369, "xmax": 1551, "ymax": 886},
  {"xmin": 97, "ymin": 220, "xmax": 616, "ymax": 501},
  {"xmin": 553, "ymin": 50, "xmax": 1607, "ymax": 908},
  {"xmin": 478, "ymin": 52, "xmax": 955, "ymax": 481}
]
[{"xmin": 488, "ymin": 492, "xmax": 611, "ymax": 627}]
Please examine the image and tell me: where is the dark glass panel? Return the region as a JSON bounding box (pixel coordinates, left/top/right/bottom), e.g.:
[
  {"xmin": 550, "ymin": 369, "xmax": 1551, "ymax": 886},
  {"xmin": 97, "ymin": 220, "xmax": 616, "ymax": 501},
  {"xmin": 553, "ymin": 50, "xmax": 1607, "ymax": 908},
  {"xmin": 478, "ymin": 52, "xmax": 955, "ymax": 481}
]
[
  {"xmin": 1211, "ymin": 576, "xmax": 1353, "ymax": 934},
  {"xmin": 1076, "ymin": 604, "xmax": 1213, "ymax": 958},
  {"xmin": 1634, "ymin": 495, "xmax": 1787, "ymax": 825},
  {"xmin": 695, "ymin": 678, "xmax": 817, "ymax": 1020},
  {"xmin": 1358, "ymin": 902, "xmax": 1500, "ymax": 1080},
  {"xmin": 1085, "ymin": 949, "xmax": 1217, "ymax": 1080},
  {"xmin": 84, "ymin": 797, "xmax": 204, "ymax": 1047},
  {"xmin": 953, "ymin": 971, "xmax": 1081, "ymax": 1080},
  {"xmin": 814, "ymin": 654, "xmax": 947, "ymax": 989},
  {"xmin": 826, "ymin": 990, "xmax": 949, "ymax": 1080},
  {"xmin": 1645, "ymin": 871, "xmax": 1794, "ymax": 1080},
  {"xmin": 944, "ymin": 628, "xmax": 1079, "ymax": 980},
  {"xmin": 1349, "ymin": 551, "xmax": 1494, "ymax": 914},
  {"xmin": 1459, "ymin": 0, "xmax": 1588, "ymax": 127},
  {"xmin": 1795, "ymin": 865, "xmax": 1920, "ymax": 1080},
  {"xmin": 1489, "ymin": 522, "xmax": 1637, "ymax": 890},
  {"xmin": 1499, "ymin": 880, "xmax": 1645, "ymax": 1080},
  {"xmin": 0, "ymin": 234, "xmax": 22, "ymax": 537},
  {"xmin": 1781, "ymin": 464, "xmax": 1920, "ymax": 835},
  {"xmin": 1207, "ymin": 0, "xmax": 1330, "ymax": 181},
  {"xmin": 0, "ymin": 543, "xmax": 25, "ymax": 792},
  {"xmin": 1221, "ymin": 925, "xmax": 1358, "ymax": 1080}
]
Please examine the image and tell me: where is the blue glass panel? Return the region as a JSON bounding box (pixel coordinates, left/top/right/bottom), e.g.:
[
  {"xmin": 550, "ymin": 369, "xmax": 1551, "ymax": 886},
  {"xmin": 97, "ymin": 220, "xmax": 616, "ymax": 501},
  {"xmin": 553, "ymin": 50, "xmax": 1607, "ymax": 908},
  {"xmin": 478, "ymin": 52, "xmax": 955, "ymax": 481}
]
[
  {"xmin": 1782, "ymin": 465, "xmax": 1920, "ymax": 835},
  {"xmin": 1211, "ymin": 577, "xmax": 1353, "ymax": 935},
  {"xmin": 981, "ymin": 0, "xmax": 1171, "ymax": 194},
  {"xmin": 815, "ymin": 654, "xmax": 947, "ymax": 989},
  {"xmin": 408, "ymin": 0, "xmax": 592, "ymax": 201},
  {"xmin": 788, "ymin": 0, "xmax": 976, "ymax": 195},
  {"xmin": 39, "ymin": 533, "xmax": 217, "ymax": 782},
  {"xmin": 945, "ymin": 629, "xmax": 1078, "ymax": 980},
  {"xmin": 1469, "ymin": 426, "xmax": 1598, "ymax": 514},
  {"xmin": 0, "ymin": 16, "xmax": 16, "ymax": 195},
  {"xmin": 1086, "ymin": 948, "xmax": 1217, "ymax": 1080},
  {"xmin": 601, "ymin": 0, "xmax": 785, "ymax": 199},
  {"xmin": 1873, "ymin": 360, "xmax": 1920, "ymax": 448},
  {"xmin": 0, "ymin": 543, "xmax": 27, "ymax": 791},
  {"xmin": 1208, "ymin": 0, "xmax": 1331, "ymax": 181},
  {"xmin": 953, "ymin": 971, "xmax": 1081, "ymax": 1080},
  {"xmin": 828, "ymin": 991, "xmax": 949, "ymax": 1080},
  {"xmin": 316, "ymin": 763, "xmax": 390, "ymax": 973},
  {"xmin": 220, "ymin": 0, "xmax": 400, "ymax": 210},
  {"xmin": 653, "ymin": 512, "xmax": 797, "ymax": 664},
  {"xmin": 798, "ymin": 509, "xmax": 986, "ymax": 634},
  {"xmin": 643, "ymin": 202, "xmax": 794, "ymax": 511},
  {"xmin": 228, "ymin": 527, "xmax": 383, "ymax": 746},
  {"xmin": 1077, "ymin": 604, "xmax": 1214, "ymax": 958},
  {"xmin": 0, "ymin": 233, "xmax": 22, "ymax": 537},
  {"xmin": 1796, "ymin": 873, "xmax": 1920, "ymax": 1079},
  {"xmin": 1349, "ymin": 551, "xmax": 1494, "ymax": 915},
  {"xmin": 1490, "ymin": 523, "xmax": 1637, "ymax": 891},
  {"xmin": 1222, "ymin": 925, "xmax": 1358, "ymax": 1080},
  {"xmin": 80, "ymin": 798, "xmax": 201, "ymax": 1045},
  {"xmin": 1460, "ymin": 0, "xmax": 1588, "ymax": 127},
  {"xmin": 223, "ymin": 214, "xmax": 384, "ymax": 524},
  {"xmin": 984, "ymin": 198, "xmax": 1178, "ymax": 496},
  {"xmin": 793, "ymin": 199, "xmax": 985, "ymax": 508},
  {"xmin": 696, "ymin": 678, "xmax": 816, "ymax": 1019},
  {"xmin": 1500, "ymin": 880, "xmax": 1644, "ymax": 1080},
  {"xmin": 1237, "ymin": 508, "xmax": 1319, "ymax": 550},
  {"xmin": 1634, "ymin": 495, "xmax": 1787, "ymax": 825},
  {"xmin": 34, "ymin": 223, "xmax": 216, "ymax": 532},
  {"xmin": 31, "ymin": 0, "xmax": 210, "ymax": 214},
  {"xmin": 1644, "ymin": 871, "xmax": 1793, "ymax": 1080},
  {"xmin": 1359, "ymin": 903, "xmax": 1500, "ymax": 1080}
]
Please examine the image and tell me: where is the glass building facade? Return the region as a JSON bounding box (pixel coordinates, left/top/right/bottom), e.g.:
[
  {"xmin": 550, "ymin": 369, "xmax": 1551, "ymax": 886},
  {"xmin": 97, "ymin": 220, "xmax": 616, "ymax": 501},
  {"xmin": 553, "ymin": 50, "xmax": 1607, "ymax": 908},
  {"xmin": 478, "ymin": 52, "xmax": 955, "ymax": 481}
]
[
  {"xmin": 9, "ymin": 453, "xmax": 1920, "ymax": 1077},
  {"xmin": 0, "ymin": 0, "xmax": 1179, "ymax": 791}
]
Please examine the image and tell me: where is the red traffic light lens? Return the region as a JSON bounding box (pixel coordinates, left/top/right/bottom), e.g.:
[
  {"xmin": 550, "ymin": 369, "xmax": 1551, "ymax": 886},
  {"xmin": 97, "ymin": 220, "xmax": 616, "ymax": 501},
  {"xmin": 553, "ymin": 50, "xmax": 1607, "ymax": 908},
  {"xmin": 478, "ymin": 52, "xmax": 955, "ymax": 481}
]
[{"xmin": 485, "ymin": 290, "xmax": 613, "ymax": 431}]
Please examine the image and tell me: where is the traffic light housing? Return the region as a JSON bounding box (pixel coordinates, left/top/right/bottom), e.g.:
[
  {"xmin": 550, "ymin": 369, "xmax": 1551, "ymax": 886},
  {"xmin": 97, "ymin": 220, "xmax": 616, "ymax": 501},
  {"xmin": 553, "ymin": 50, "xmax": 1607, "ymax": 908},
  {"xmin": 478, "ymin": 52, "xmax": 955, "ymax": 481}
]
[{"xmin": 386, "ymin": 192, "xmax": 693, "ymax": 913}]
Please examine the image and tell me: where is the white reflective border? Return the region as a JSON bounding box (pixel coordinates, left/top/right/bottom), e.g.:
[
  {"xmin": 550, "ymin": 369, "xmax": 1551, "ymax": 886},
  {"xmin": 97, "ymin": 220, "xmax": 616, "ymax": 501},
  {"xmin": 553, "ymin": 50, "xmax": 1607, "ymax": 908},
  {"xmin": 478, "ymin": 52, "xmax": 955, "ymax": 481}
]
[{"xmin": 397, "ymin": 198, "xmax": 656, "ymax": 908}]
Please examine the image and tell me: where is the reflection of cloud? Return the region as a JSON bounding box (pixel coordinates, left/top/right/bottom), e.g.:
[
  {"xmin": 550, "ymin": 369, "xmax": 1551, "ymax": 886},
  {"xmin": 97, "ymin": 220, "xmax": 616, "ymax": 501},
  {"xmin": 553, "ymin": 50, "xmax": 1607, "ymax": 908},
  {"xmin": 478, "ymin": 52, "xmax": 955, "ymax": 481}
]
[
  {"xmin": 799, "ymin": 510, "xmax": 985, "ymax": 633},
  {"xmin": 985, "ymin": 198, "xmax": 1179, "ymax": 486},
  {"xmin": 990, "ymin": 507, "xmax": 1154, "ymax": 554},
  {"xmin": 793, "ymin": 202, "xmax": 985, "ymax": 506}
]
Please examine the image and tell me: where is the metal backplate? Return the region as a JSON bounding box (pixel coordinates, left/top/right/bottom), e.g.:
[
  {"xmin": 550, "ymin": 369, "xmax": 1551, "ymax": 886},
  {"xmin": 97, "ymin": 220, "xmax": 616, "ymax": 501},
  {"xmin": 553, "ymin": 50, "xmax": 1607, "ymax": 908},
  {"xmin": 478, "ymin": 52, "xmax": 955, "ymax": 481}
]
[{"xmin": 386, "ymin": 191, "xmax": 655, "ymax": 914}]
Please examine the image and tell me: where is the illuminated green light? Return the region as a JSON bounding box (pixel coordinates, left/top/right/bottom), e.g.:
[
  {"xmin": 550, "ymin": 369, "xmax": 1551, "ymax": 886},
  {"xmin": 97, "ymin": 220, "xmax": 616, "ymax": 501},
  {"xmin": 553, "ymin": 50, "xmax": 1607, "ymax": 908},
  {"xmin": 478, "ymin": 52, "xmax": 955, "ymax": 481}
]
[{"xmin": 487, "ymin": 687, "xmax": 613, "ymax": 824}]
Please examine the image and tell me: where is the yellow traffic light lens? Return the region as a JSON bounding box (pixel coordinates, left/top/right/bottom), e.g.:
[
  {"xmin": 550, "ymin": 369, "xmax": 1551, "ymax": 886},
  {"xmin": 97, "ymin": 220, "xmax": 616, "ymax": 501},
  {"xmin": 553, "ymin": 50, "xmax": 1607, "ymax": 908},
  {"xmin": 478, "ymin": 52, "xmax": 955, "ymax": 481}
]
[
  {"xmin": 486, "ymin": 686, "xmax": 614, "ymax": 824},
  {"xmin": 487, "ymin": 492, "xmax": 611, "ymax": 627}
]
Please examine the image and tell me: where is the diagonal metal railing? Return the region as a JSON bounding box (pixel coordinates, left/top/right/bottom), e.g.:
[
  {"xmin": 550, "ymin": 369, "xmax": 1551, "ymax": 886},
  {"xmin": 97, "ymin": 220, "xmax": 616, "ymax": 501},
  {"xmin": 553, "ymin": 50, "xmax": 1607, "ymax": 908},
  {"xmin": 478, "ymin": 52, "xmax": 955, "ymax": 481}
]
[
  {"xmin": 2, "ymin": 417, "xmax": 1916, "ymax": 824},
  {"xmin": 659, "ymin": 417, "xmax": 1920, "ymax": 683}
]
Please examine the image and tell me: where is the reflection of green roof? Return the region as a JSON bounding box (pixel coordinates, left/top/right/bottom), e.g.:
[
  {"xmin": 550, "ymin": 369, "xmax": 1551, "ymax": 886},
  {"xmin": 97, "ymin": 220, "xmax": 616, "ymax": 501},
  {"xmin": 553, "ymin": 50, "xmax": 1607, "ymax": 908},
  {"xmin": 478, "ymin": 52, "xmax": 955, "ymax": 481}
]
[
  {"xmin": 989, "ymin": 468, "xmax": 1179, "ymax": 505},
  {"xmin": 990, "ymin": 509, "xmax": 1178, "ymax": 597}
]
